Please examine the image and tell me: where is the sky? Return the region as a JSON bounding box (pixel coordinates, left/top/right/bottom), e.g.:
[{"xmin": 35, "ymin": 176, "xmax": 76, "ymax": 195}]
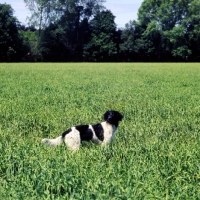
[{"xmin": 2, "ymin": 0, "xmax": 143, "ymax": 28}]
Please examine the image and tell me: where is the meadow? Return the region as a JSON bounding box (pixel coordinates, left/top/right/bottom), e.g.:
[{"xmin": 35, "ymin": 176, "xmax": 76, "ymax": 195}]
[{"xmin": 0, "ymin": 63, "xmax": 200, "ymax": 199}]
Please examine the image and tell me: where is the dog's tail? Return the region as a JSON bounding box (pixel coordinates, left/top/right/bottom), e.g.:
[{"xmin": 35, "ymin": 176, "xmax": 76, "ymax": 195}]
[{"xmin": 42, "ymin": 136, "xmax": 63, "ymax": 146}]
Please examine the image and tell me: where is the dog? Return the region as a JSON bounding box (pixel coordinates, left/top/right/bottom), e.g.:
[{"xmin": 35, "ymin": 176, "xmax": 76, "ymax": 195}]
[{"xmin": 42, "ymin": 110, "xmax": 123, "ymax": 150}]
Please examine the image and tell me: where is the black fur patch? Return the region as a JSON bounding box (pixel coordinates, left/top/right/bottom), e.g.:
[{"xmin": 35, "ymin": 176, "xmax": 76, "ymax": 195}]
[
  {"xmin": 104, "ymin": 110, "xmax": 123, "ymax": 127},
  {"xmin": 75, "ymin": 125, "xmax": 93, "ymax": 142},
  {"xmin": 92, "ymin": 123, "xmax": 104, "ymax": 141},
  {"xmin": 62, "ymin": 128, "xmax": 72, "ymax": 138}
]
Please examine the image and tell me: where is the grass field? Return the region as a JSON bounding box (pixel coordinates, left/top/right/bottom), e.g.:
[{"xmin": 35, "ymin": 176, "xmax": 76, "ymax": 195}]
[{"xmin": 0, "ymin": 63, "xmax": 200, "ymax": 199}]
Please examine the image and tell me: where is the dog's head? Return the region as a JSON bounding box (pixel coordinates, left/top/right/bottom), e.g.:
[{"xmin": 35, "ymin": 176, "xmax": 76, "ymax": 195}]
[{"xmin": 103, "ymin": 110, "xmax": 123, "ymax": 126}]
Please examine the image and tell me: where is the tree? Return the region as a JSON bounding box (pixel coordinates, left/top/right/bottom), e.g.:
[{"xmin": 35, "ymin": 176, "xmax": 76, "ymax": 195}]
[
  {"xmin": 137, "ymin": 0, "xmax": 200, "ymax": 60},
  {"xmin": 24, "ymin": 0, "xmax": 105, "ymax": 34},
  {"xmin": 18, "ymin": 25, "xmax": 37, "ymax": 61},
  {"xmin": 24, "ymin": 0, "xmax": 57, "ymax": 36},
  {"xmin": 186, "ymin": 0, "xmax": 200, "ymax": 60},
  {"xmin": 0, "ymin": 3, "xmax": 23, "ymax": 61},
  {"xmin": 120, "ymin": 20, "xmax": 149, "ymax": 61},
  {"xmin": 36, "ymin": 23, "xmax": 71, "ymax": 61},
  {"xmin": 120, "ymin": 21, "xmax": 137, "ymax": 61},
  {"xmin": 83, "ymin": 10, "xmax": 117, "ymax": 61},
  {"xmin": 141, "ymin": 20, "xmax": 163, "ymax": 61},
  {"xmin": 24, "ymin": 0, "xmax": 105, "ymax": 61}
]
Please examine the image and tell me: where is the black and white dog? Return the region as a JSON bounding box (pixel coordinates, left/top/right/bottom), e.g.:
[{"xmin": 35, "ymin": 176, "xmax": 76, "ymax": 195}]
[{"xmin": 42, "ymin": 110, "xmax": 123, "ymax": 150}]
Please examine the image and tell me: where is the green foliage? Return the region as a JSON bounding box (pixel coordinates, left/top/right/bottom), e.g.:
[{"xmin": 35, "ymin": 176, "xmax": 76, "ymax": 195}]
[
  {"xmin": 1, "ymin": 63, "xmax": 200, "ymax": 198},
  {"xmin": 0, "ymin": 4, "xmax": 23, "ymax": 61},
  {"xmin": 36, "ymin": 24, "xmax": 71, "ymax": 61},
  {"xmin": 120, "ymin": 20, "xmax": 137, "ymax": 60},
  {"xmin": 138, "ymin": 0, "xmax": 190, "ymax": 30},
  {"xmin": 120, "ymin": 20, "xmax": 163, "ymax": 61},
  {"xmin": 1, "ymin": 1, "xmax": 200, "ymax": 62},
  {"xmin": 83, "ymin": 10, "xmax": 117, "ymax": 61},
  {"xmin": 24, "ymin": 0, "xmax": 59, "ymax": 31},
  {"xmin": 18, "ymin": 30, "xmax": 38, "ymax": 60},
  {"xmin": 24, "ymin": 0, "xmax": 105, "ymax": 30},
  {"xmin": 136, "ymin": 0, "xmax": 200, "ymax": 60},
  {"xmin": 24, "ymin": 0, "xmax": 105, "ymax": 61}
]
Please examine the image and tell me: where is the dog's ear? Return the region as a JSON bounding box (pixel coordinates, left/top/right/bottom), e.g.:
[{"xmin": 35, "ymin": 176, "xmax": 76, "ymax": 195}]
[
  {"xmin": 118, "ymin": 112, "xmax": 123, "ymax": 121},
  {"xmin": 103, "ymin": 110, "xmax": 110, "ymax": 121}
]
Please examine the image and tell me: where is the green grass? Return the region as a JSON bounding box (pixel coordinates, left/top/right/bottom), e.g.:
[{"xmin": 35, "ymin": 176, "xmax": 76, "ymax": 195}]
[{"xmin": 0, "ymin": 63, "xmax": 200, "ymax": 199}]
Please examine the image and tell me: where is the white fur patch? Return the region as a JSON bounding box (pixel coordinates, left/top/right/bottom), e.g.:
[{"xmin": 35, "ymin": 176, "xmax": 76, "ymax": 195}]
[
  {"xmin": 101, "ymin": 122, "xmax": 117, "ymax": 145},
  {"xmin": 64, "ymin": 127, "xmax": 81, "ymax": 150},
  {"xmin": 42, "ymin": 136, "xmax": 63, "ymax": 146}
]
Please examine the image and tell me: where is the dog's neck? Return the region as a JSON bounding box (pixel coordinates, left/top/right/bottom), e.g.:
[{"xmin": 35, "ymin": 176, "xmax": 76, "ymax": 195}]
[
  {"xmin": 103, "ymin": 121, "xmax": 118, "ymax": 132},
  {"xmin": 106, "ymin": 121, "xmax": 119, "ymax": 128},
  {"xmin": 102, "ymin": 121, "xmax": 118, "ymax": 136}
]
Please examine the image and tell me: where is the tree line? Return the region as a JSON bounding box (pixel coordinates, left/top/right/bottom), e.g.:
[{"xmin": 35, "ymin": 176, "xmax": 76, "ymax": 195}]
[{"xmin": 0, "ymin": 0, "xmax": 200, "ymax": 62}]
